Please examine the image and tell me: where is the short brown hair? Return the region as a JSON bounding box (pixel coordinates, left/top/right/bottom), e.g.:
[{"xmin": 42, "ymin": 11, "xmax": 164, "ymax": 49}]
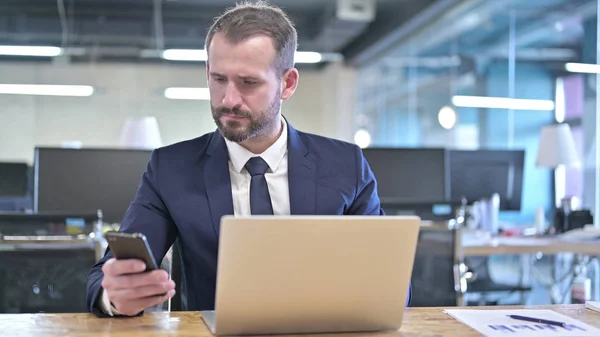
[{"xmin": 205, "ymin": 0, "xmax": 298, "ymax": 76}]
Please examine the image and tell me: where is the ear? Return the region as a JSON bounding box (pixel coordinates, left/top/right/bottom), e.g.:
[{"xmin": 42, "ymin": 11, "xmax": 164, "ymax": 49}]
[
  {"xmin": 280, "ymin": 68, "xmax": 299, "ymax": 101},
  {"xmin": 206, "ymin": 61, "xmax": 210, "ymax": 85}
]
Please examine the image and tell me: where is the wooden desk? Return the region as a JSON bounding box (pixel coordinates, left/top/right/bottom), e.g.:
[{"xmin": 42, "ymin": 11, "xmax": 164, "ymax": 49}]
[
  {"xmin": 2, "ymin": 305, "xmax": 599, "ymax": 337},
  {"xmin": 462, "ymin": 236, "xmax": 600, "ymax": 256}
]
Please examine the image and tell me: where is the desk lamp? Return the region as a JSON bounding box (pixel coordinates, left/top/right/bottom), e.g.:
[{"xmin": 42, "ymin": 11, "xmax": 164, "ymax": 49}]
[
  {"xmin": 119, "ymin": 116, "xmax": 163, "ymax": 150},
  {"xmin": 536, "ymin": 123, "xmax": 581, "ymax": 233}
]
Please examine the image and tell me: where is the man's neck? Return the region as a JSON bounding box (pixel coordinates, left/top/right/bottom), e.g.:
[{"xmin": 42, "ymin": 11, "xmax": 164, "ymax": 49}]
[{"xmin": 239, "ymin": 115, "xmax": 283, "ymax": 154}]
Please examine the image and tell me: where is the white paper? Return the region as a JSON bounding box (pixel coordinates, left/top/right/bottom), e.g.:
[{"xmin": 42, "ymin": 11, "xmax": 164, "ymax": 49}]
[
  {"xmin": 444, "ymin": 309, "xmax": 600, "ymax": 337},
  {"xmin": 586, "ymin": 301, "xmax": 600, "ymax": 314}
]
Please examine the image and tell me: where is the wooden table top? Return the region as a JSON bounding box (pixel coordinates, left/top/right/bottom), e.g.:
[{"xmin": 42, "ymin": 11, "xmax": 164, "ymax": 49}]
[
  {"xmin": 2, "ymin": 304, "xmax": 599, "ymax": 337},
  {"xmin": 462, "ymin": 236, "xmax": 600, "ymax": 256}
]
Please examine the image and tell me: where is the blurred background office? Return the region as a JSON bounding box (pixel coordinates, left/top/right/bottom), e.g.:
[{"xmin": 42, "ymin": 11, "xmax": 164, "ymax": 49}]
[{"xmin": 0, "ymin": 0, "xmax": 599, "ymax": 313}]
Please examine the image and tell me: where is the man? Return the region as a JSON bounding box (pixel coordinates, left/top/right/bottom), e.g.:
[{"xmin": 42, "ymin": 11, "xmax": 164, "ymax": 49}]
[{"xmin": 86, "ymin": 0, "xmax": 409, "ymax": 317}]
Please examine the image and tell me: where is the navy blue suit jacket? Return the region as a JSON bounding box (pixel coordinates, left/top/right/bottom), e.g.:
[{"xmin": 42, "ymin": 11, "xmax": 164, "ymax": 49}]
[{"xmin": 86, "ymin": 122, "xmax": 411, "ymax": 316}]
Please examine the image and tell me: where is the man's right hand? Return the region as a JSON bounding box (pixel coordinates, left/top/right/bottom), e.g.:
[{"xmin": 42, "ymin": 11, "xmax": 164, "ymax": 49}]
[{"xmin": 101, "ymin": 258, "xmax": 176, "ymax": 316}]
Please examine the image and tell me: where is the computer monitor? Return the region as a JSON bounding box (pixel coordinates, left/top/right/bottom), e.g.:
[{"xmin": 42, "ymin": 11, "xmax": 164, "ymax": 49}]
[
  {"xmin": 0, "ymin": 162, "xmax": 28, "ymax": 197},
  {"xmin": 361, "ymin": 148, "xmax": 449, "ymax": 205},
  {"xmin": 448, "ymin": 149, "xmax": 525, "ymax": 211},
  {"xmin": 34, "ymin": 147, "xmax": 152, "ymax": 223}
]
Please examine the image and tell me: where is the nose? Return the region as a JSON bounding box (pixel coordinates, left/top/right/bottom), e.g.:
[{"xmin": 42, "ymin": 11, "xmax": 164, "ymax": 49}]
[{"xmin": 222, "ymin": 82, "xmax": 243, "ymax": 109}]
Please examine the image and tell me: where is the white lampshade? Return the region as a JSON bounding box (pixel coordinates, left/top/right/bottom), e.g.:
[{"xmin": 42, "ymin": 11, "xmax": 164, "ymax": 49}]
[
  {"xmin": 119, "ymin": 116, "xmax": 163, "ymax": 149},
  {"xmin": 536, "ymin": 123, "xmax": 581, "ymax": 168}
]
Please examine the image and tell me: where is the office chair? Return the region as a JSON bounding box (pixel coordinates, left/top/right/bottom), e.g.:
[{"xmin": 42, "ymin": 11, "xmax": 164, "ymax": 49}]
[
  {"xmin": 464, "ymin": 256, "xmax": 532, "ymax": 306},
  {"xmin": 0, "ymin": 212, "xmax": 102, "ymax": 313},
  {"xmin": 0, "ymin": 248, "xmax": 96, "ymax": 313},
  {"xmin": 410, "ymin": 223, "xmax": 466, "ymax": 307},
  {"xmin": 169, "ymin": 239, "xmax": 187, "ymax": 311}
]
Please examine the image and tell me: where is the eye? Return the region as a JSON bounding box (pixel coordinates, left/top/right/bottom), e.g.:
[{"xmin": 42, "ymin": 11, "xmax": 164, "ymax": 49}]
[
  {"xmin": 244, "ymin": 80, "xmax": 257, "ymax": 86},
  {"xmin": 213, "ymin": 76, "xmax": 226, "ymax": 83}
]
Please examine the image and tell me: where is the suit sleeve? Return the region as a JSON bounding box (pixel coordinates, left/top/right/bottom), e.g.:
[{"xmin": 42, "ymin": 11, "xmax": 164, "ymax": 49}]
[
  {"xmin": 346, "ymin": 145, "xmax": 412, "ymax": 307},
  {"xmin": 86, "ymin": 148, "xmax": 179, "ymax": 317},
  {"xmin": 347, "ymin": 145, "xmax": 384, "ymax": 216}
]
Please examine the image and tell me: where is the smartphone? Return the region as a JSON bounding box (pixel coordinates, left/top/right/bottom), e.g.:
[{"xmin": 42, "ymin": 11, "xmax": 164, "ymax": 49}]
[{"xmin": 105, "ymin": 231, "xmax": 159, "ymax": 271}]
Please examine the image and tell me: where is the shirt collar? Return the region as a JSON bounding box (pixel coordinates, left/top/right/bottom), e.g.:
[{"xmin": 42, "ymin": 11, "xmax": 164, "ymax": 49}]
[{"xmin": 224, "ymin": 117, "xmax": 288, "ymax": 174}]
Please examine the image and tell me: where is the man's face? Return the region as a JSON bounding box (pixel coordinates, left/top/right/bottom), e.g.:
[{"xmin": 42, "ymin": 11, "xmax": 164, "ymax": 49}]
[{"xmin": 207, "ymin": 33, "xmax": 282, "ymax": 143}]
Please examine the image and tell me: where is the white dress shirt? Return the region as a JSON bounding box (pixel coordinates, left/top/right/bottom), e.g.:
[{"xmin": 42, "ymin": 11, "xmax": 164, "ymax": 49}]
[
  {"xmin": 225, "ymin": 118, "xmax": 290, "ymax": 216},
  {"xmin": 101, "ymin": 118, "xmax": 291, "ymax": 315}
]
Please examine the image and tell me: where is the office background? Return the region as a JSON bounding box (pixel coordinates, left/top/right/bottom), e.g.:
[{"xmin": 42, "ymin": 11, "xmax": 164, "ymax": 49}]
[
  {"xmin": 1, "ymin": 0, "xmax": 597, "ymax": 226},
  {"xmin": 0, "ymin": 0, "xmax": 599, "ymax": 312}
]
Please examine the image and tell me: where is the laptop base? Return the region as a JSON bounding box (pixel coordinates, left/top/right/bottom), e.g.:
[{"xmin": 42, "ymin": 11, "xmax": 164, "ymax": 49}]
[{"xmin": 200, "ymin": 310, "xmax": 216, "ymax": 334}]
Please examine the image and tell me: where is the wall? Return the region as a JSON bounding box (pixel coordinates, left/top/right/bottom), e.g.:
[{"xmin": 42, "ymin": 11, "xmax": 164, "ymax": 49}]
[{"xmin": 0, "ymin": 61, "xmax": 355, "ymax": 163}]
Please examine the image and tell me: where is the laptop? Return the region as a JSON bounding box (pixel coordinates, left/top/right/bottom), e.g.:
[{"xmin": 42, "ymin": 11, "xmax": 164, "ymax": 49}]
[{"xmin": 201, "ymin": 215, "xmax": 420, "ymax": 336}]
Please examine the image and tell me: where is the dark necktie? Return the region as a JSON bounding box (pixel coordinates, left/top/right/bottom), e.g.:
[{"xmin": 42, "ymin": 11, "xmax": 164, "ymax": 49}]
[{"xmin": 244, "ymin": 157, "xmax": 274, "ymax": 215}]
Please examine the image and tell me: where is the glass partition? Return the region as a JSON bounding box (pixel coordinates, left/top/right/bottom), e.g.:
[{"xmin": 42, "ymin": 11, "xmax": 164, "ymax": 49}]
[{"xmin": 355, "ymin": 0, "xmax": 599, "ymax": 226}]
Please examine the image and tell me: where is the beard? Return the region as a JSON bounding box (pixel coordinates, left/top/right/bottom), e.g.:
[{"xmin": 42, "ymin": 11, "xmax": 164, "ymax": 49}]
[{"xmin": 211, "ymin": 92, "xmax": 281, "ymax": 143}]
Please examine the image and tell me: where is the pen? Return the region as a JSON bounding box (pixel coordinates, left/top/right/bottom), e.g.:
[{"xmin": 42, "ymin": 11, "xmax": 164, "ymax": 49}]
[{"xmin": 507, "ymin": 314, "xmax": 567, "ymax": 328}]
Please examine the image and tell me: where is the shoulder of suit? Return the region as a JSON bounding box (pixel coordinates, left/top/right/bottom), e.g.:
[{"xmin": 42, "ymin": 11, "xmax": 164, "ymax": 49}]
[
  {"xmin": 295, "ymin": 129, "xmax": 360, "ymax": 154},
  {"xmin": 294, "ymin": 129, "xmax": 364, "ymax": 178}
]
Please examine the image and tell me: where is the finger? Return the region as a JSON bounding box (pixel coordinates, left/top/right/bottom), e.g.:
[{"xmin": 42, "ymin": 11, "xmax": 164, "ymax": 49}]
[
  {"xmin": 102, "ymin": 258, "xmax": 146, "ymax": 276},
  {"xmin": 136, "ymin": 289, "xmax": 176, "ymax": 309},
  {"xmin": 114, "ymin": 290, "xmax": 176, "ymax": 316},
  {"xmin": 109, "ymin": 281, "xmax": 175, "ymax": 301},
  {"xmin": 107, "ymin": 270, "xmax": 170, "ymax": 290}
]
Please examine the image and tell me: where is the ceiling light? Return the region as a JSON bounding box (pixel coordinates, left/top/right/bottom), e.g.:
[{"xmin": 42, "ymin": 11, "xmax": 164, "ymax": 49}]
[
  {"xmin": 554, "ymin": 22, "xmax": 564, "ymax": 32},
  {"xmin": 438, "ymin": 105, "xmax": 457, "ymax": 130},
  {"xmin": 555, "ymin": 77, "xmax": 565, "ymax": 123},
  {"xmin": 565, "ymin": 62, "xmax": 600, "ymax": 74},
  {"xmin": 161, "ymin": 49, "xmax": 324, "ymax": 64},
  {"xmin": 451, "ymin": 95, "xmax": 555, "ymax": 111},
  {"xmin": 294, "ymin": 52, "xmax": 322, "ymax": 63},
  {"xmin": 0, "ymin": 46, "xmax": 62, "ymax": 57},
  {"xmin": 0, "ymin": 84, "xmax": 93, "ymax": 96},
  {"xmin": 162, "ymin": 49, "xmax": 207, "ymax": 61},
  {"xmin": 354, "ymin": 129, "xmax": 371, "ymax": 149},
  {"xmin": 164, "ymin": 87, "xmax": 210, "ymax": 100}
]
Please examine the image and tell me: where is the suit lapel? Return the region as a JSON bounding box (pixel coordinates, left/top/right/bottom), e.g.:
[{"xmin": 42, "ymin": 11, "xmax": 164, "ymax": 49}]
[
  {"xmin": 204, "ymin": 131, "xmax": 234, "ymax": 237},
  {"xmin": 287, "ymin": 122, "xmax": 317, "ymax": 215}
]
